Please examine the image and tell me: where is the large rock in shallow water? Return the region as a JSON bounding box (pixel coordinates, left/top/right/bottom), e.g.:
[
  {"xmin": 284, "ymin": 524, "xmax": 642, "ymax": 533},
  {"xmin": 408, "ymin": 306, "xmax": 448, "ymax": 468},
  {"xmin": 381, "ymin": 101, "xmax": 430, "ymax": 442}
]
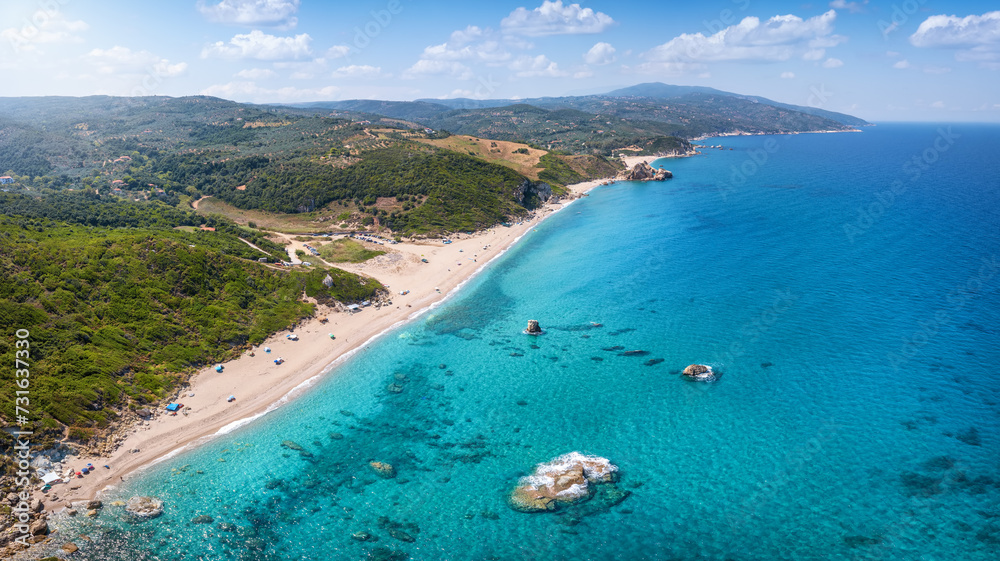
[
  {"xmin": 508, "ymin": 452, "xmax": 618, "ymax": 513},
  {"xmin": 682, "ymin": 364, "xmax": 716, "ymax": 381},
  {"xmin": 616, "ymin": 162, "xmax": 673, "ymax": 182},
  {"xmin": 125, "ymin": 496, "xmax": 164, "ymax": 519}
]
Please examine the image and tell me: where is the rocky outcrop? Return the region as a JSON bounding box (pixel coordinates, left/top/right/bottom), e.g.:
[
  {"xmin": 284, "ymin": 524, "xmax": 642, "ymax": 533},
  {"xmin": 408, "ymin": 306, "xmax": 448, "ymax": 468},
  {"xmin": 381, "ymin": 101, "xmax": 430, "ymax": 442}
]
[
  {"xmin": 514, "ymin": 180, "xmax": 553, "ymax": 209},
  {"xmin": 125, "ymin": 496, "xmax": 164, "ymax": 519},
  {"xmin": 682, "ymin": 364, "xmax": 716, "ymax": 381},
  {"xmin": 370, "ymin": 461, "xmax": 397, "ymax": 479},
  {"xmin": 616, "ymin": 161, "xmax": 673, "ymax": 181},
  {"xmin": 508, "ymin": 452, "xmax": 619, "ymax": 513},
  {"xmin": 524, "ymin": 320, "xmax": 543, "ymax": 335}
]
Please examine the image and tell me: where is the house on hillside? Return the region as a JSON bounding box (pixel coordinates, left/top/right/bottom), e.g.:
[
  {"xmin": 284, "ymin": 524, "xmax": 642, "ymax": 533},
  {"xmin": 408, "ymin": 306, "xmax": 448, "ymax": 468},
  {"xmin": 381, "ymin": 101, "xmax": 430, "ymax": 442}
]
[{"xmin": 0, "ymin": 176, "xmax": 14, "ymax": 184}]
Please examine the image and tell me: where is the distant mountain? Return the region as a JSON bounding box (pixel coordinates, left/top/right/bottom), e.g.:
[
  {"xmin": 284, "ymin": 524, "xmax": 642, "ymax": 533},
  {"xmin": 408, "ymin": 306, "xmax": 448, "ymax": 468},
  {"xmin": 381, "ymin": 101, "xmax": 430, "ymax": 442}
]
[
  {"xmin": 604, "ymin": 82, "xmax": 869, "ymax": 127},
  {"xmin": 298, "ymin": 82, "xmax": 867, "ymax": 145},
  {"xmin": 292, "ymin": 99, "xmax": 452, "ymax": 121},
  {"xmin": 604, "ymin": 83, "xmax": 729, "ymax": 98}
]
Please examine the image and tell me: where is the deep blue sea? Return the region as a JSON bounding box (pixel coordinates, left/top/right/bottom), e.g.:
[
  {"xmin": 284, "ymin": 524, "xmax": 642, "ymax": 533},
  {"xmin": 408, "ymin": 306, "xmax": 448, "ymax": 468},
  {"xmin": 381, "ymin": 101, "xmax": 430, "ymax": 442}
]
[{"xmin": 51, "ymin": 123, "xmax": 1000, "ymax": 561}]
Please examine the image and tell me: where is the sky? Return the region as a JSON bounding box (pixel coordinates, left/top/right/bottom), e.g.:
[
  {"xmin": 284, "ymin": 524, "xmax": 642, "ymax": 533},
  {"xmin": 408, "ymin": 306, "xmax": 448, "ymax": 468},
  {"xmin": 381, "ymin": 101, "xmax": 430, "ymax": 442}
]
[{"xmin": 1, "ymin": 0, "xmax": 999, "ymax": 122}]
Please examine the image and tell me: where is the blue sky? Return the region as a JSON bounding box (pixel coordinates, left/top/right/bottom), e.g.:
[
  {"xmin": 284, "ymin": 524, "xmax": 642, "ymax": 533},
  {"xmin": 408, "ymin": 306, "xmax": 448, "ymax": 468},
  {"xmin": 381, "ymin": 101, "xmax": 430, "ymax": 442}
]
[{"xmin": 1, "ymin": 1, "xmax": 998, "ymax": 121}]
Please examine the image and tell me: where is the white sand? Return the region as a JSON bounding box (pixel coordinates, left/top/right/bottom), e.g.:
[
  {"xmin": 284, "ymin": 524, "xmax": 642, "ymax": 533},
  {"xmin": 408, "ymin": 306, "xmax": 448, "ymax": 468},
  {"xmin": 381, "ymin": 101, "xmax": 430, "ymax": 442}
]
[{"xmin": 44, "ymin": 179, "xmax": 607, "ymax": 508}]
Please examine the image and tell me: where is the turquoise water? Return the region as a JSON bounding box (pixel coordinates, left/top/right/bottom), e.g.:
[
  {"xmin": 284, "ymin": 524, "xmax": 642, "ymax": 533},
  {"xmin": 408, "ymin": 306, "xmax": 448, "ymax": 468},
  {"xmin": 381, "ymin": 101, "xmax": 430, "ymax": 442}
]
[{"xmin": 54, "ymin": 124, "xmax": 1000, "ymax": 560}]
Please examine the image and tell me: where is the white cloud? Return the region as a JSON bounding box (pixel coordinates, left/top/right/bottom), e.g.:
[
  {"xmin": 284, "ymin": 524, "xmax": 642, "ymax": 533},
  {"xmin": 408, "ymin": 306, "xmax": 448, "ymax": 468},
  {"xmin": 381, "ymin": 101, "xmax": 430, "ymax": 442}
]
[
  {"xmin": 931, "ymin": 100, "xmax": 945, "ymax": 108},
  {"xmin": 326, "ymin": 45, "xmax": 353, "ymax": 59},
  {"xmin": 893, "ymin": 59, "xmax": 911, "ymax": 69},
  {"xmin": 0, "ymin": 10, "xmax": 88, "ymax": 52},
  {"xmin": 236, "ymin": 67, "xmax": 276, "ymax": 79},
  {"xmin": 584, "ymin": 42, "xmax": 616, "ymax": 65},
  {"xmin": 198, "ymin": 0, "xmax": 300, "ymax": 28},
  {"xmin": 643, "ymin": 10, "xmax": 841, "ymax": 65},
  {"xmin": 201, "ymin": 80, "xmax": 339, "ymax": 102},
  {"xmin": 501, "ymin": 1, "xmax": 615, "ymax": 36},
  {"xmin": 910, "ymin": 11, "xmax": 1000, "ymax": 47},
  {"xmin": 86, "ymin": 46, "xmax": 187, "ymax": 77},
  {"xmin": 509, "ymin": 54, "xmax": 568, "ymax": 77},
  {"xmin": 923, "ymin": 65, "xmax": 952, "ymax": 74},
  {"xmin": 402, "ymin": 59, "xmax": 474, "ymax": 80},
  {"xmin": 450, "ymin": 25, "xmax": 485, "ymax": 46},
  {"xmin": 822, "ymin": 57, "xmax": 843, "ymax": 68},
  {"xmin": 331, "ymin": 65, "xmax": 384, "ymax": 79},
  {"xmin": 911, "ymin": 12, "xmax": 1000, "ymax": 68},
  {"xmin": 780, "ymin": 71, "xmax": 795, "ymax": 78},
  {"xmin": 202, "ymin": 30, "xmax": 312, "ymax": 60},
  {"xmin": 422, "ymin": 40, "xmax": 511, "ymax": 63},
  {"xmin": 829, "ymin": 0, "xmax": 868, "ymax": 14}
]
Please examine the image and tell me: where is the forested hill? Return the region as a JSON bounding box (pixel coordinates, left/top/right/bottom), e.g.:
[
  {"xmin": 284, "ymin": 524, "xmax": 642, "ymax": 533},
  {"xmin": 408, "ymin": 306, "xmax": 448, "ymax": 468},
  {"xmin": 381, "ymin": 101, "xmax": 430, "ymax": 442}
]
[
  {"xmin": 295, "ymin": 81, "xmax": 868, "ymax": 147},
  {"xmin": 0, "ymin": 95, "xmax": 609, "ymax": 235},
  {"xmin": 0, "ymin": 195, "xmax": 386, "ymax": 453}
]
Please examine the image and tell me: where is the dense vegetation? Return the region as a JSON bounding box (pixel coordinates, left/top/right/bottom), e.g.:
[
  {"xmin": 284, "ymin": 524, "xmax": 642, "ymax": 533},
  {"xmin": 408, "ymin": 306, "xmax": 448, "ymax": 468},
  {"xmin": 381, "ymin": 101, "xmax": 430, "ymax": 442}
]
[
  {"xmin": 0, "ymin": 191, "xmax": 288, "ymax": 261},
  {"xmin": 0, "ymin": 96, "xmax": 565, "ymax": 235},
  {"xmin": 0, "ymin": 207, "xmax": 384, "ymax": 445}
]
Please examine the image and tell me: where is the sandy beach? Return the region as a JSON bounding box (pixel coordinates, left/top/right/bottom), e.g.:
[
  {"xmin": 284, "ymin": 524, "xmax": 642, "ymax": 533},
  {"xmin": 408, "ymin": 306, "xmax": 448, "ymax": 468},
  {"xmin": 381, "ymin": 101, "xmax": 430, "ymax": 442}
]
[{"xmin": 40, "ymin": 178, "xmax": 607, "ymax": 510}]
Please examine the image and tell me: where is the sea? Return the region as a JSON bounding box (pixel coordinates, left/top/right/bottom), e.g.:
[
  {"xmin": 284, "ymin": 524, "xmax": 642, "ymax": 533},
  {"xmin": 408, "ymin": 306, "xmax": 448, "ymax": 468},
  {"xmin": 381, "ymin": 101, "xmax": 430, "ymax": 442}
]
[{"xmin": 47, "ymin": 123, "xmax": 1000, "ymax": 561}]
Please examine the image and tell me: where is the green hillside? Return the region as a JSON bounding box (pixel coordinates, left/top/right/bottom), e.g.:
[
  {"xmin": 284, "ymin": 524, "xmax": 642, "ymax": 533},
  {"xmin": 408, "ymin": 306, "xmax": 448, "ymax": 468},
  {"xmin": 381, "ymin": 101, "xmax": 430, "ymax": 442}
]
[{"xmin": 0, "ymin": 197, "xmax": 384, "ymax": 447}]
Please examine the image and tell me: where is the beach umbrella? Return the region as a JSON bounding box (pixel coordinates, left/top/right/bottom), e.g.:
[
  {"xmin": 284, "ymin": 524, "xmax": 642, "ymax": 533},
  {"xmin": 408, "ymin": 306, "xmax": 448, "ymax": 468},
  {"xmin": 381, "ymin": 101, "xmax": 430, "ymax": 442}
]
[
  {"xmin": 215, "ymin": 365, "xmax": 223, "ymax": 372},
  {"xmin": 264, "ymin": 347, "xmax": 271, "ymax": 353}
]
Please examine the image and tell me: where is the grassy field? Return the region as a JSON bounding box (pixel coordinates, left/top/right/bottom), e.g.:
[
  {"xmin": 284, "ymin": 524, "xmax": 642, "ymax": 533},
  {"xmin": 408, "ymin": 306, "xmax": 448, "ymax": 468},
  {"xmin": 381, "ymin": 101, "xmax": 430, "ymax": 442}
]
[
  {"xmin": 318, "ymin": 238, "xmax": 387, "ymax": 263},
  {"xmin": 413, "ymin": 135, "xmax": 547, "ymax": 180},
  {"xmin": 192, "ymin": 196, "xmax": 352, "ymax": 234}
]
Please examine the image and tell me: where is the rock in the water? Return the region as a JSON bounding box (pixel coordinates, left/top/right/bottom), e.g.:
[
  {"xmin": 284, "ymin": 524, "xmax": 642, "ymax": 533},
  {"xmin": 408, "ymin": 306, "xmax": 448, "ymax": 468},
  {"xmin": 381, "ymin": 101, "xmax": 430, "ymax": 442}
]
[
  {"xmin": 508, "ymin": 452, "xmax": 619, "ymax": 513},
  {"xmin": 280, "ymin": 440, "xmax": 304, "ymax": 451},
  {"xmin": 191, "ymin": 515, "xmax": 214, "ymax": 524},
  {"xmin": 387, "ymin": 528, "xmax": 415, "ymax": 543},
  {"xmin": 85, "ymin": 509, "xmax": 98, "ymax": 517},
  {"xmin": 682, "ymin": 364, "xmax": 716, "ymax": 381},
  {"xmin": 125, "ymin": 496, "xmax": 164, "ymax": 519},
  {"xmin": 351, "ymin": 531, "xmax": 377, "ymax": 542},
  {"xmin": 386, "ymin": 383, "xmax": 404, "ymax": 394},
  {"xmin": 370, "ymin": 461, "xmax": 397, "ymax": 479},
  {"xmin": 616, "ymin": 161, "xmax": 673, "ymax": 182},
  {"xmin": 61, "ymin": 542, "xmax": 79, "ymax": 553},
  {"xmin": 85, "ymin": 499, "xmax": 103, "ymax": 510},
  {"xmin": 524, "ymin": 320, "xmax": 543, "ymax": 335}
]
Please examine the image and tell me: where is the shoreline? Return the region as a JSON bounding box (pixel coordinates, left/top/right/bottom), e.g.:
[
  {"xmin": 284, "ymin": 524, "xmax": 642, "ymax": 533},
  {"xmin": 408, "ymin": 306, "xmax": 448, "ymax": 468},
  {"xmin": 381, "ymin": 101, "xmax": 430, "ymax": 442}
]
[
  {"xmin": 690, "ymin": 127, "xmax": 863, "ymax": 142},
  {"xmin": 38, "ymin": 178, "xmax": 608, "ymax": 510}
]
